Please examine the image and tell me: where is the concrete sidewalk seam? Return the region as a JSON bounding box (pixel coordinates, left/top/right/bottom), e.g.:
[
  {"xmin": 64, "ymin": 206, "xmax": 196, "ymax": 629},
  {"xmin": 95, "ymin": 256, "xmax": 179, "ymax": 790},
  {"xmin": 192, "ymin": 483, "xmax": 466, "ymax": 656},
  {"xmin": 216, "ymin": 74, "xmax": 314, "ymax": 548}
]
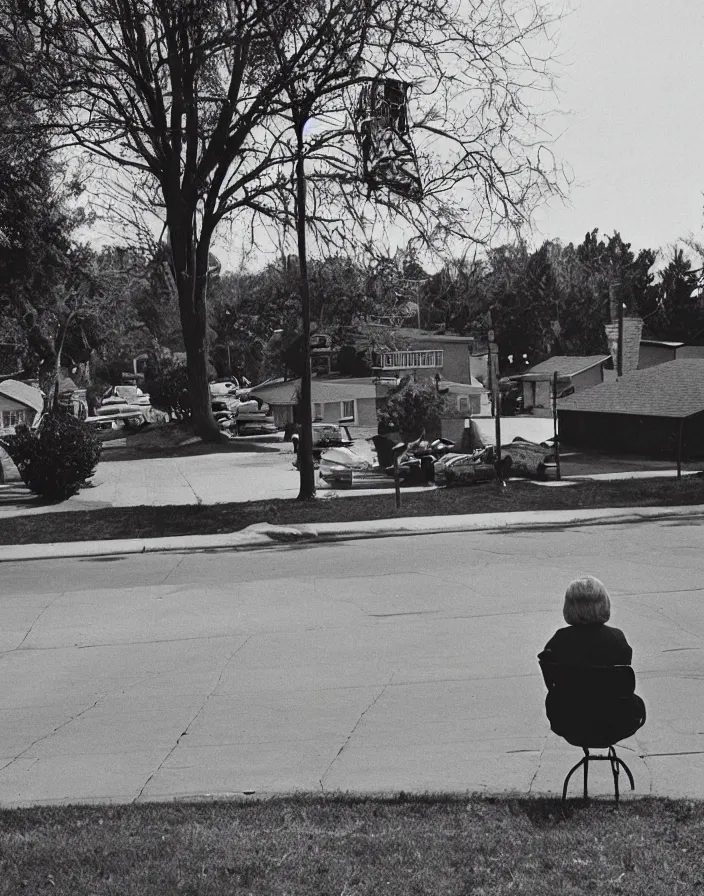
[{"xmin": 0, "ymin": 504, "xmax": 701, "ymax": 563}]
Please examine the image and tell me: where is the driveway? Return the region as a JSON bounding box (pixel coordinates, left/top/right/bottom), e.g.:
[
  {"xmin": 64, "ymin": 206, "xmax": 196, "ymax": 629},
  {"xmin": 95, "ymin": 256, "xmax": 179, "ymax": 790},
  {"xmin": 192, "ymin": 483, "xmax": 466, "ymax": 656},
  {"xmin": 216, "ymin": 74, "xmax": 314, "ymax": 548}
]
[
  {"xmin": 0, "ymin": 439, "xmax": 301, "ymax": 516},
  {"xmin": 0, "ymin": 417, "xmax": 700, "ymax": 518}
]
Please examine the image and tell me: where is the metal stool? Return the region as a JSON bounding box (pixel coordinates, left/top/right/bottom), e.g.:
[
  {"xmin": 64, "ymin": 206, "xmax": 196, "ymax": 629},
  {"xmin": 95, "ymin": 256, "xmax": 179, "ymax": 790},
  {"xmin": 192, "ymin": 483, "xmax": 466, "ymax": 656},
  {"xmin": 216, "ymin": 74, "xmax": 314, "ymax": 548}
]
[{"xmin": 562, "ymin": 745, "xmax": 635, "ymax": 803}]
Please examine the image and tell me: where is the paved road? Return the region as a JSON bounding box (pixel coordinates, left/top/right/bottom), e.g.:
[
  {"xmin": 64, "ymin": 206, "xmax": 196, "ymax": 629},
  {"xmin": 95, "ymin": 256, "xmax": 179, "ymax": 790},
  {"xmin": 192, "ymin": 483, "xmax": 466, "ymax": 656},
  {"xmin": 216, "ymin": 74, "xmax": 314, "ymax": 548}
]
[{"xmin": 1, "ymin": 517, "xmax": 703, "ymax": 806}]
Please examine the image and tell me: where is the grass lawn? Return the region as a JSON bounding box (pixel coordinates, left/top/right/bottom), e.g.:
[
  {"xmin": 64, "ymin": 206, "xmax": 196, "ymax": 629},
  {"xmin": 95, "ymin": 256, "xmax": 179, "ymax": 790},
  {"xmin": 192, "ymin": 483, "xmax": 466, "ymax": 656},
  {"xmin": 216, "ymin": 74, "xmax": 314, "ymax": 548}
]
[
  {"xmin": 2, "ymin": 476, "xmax": 704, "ymax": 545},
  {"xmin": 0, "ymin": 795, "xmax": 702, "ymax": 895}
]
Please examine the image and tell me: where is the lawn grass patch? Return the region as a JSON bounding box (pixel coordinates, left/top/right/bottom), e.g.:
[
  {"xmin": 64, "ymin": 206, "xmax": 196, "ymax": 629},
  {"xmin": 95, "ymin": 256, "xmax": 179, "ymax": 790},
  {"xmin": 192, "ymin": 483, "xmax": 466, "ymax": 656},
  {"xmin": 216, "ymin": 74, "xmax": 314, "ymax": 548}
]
[
  {"xmin": 1, "ymin": 794, "xmax": 702, "ymax": 895},
  {"xmin": 1, "ymin": 476, "xmax": 704, "ymax": 545}
]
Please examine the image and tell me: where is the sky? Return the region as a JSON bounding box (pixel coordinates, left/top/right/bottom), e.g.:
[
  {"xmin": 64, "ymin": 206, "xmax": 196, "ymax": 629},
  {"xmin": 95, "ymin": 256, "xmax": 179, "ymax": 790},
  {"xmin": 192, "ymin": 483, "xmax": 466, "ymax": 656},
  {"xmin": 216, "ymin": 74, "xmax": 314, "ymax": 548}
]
[
  {"xmin": 216, "ymin": 0, "xmax": 704, "ymax": 271},
  {"xmin": 532, "ymin": 0, "xmax": 704, "ymax": 258},
  {"xmin": 87, "ymin": 0, "xmax": 704, "ymax": 271}
]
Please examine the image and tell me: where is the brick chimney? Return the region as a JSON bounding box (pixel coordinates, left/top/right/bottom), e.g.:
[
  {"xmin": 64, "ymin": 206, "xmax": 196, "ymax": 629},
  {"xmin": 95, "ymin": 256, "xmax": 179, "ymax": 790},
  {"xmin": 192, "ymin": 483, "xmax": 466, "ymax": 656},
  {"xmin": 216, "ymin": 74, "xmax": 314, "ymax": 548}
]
[{"xmin": 604, "ymin": 317, "xmax": 643, "ymax": 376}]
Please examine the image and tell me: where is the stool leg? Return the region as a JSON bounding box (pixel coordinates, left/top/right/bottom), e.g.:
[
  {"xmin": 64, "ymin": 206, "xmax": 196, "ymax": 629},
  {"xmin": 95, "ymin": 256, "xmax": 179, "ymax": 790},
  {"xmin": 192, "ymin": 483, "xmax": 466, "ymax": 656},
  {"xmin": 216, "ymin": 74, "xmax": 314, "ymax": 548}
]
[
  {"xmin": 562, "ymin": 754, "xmax": 587, "ymax": 802},
  {"xmin": 608, "ymin": 746, "xmax": 620, "ymax": 803},
  {"xmin": 583, "ymin": 748, "xmax": 589, "ymax": 800},
  {"xmin": 617, "ymin": 757, "xmax": 635, "ymax": 791}
]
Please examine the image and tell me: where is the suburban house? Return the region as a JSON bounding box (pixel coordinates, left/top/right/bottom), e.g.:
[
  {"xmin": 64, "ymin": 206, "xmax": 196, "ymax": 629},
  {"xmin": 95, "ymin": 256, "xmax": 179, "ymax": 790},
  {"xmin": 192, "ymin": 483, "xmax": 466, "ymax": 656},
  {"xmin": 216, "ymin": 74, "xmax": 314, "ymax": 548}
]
[
  {"xmin": 510, "ymin": 355, "xmax": 612, "ymax": 416},
  {"xmin": 638, "ymin": 340, "xmax": 704, "ymax": 370},
  {"xmin": 436, "ymin": 377, "xmax": 492, "ymax": 442},
  {"xmin": 250, "ymin": 377, "xmax": 378, "ymax": 429},
  {"xmin": 0, "ymin": 379, "xmax": 44, "ymax": 435},
  {"xmin": 557, "ymin": 359, "xmax": 704, "ymax": 456},
  {"xmin": 370, "ymin": 327, "xmax": 486, "ymax": 385}
]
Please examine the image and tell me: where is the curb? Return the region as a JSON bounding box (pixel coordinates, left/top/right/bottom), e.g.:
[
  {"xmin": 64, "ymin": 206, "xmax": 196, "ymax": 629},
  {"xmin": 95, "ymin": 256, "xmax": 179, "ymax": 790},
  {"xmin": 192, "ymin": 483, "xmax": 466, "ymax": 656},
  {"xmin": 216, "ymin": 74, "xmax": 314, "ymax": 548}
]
[{"xmin": 0, "ymin": 504, "xmax": 702, "ymax": 563}]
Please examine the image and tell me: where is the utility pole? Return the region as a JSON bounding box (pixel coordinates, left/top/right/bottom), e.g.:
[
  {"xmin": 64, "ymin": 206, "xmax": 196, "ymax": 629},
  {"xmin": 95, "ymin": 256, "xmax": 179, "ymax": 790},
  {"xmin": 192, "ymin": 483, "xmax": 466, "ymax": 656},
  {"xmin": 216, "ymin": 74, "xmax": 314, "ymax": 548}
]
[
  {"xmin": 552, "ymin": 370, "xmax": 561, "ymax": 480},
  {"xmin": 293, "ymin": 106, "xmax": 315, "ymax": 500},
  {"xmin": 489, "ymin": 336, "xmax": 502, "ymax": 476},
  {"xmin": 617, "ymin": 297, "xmax": 625, "ymax": 378}
]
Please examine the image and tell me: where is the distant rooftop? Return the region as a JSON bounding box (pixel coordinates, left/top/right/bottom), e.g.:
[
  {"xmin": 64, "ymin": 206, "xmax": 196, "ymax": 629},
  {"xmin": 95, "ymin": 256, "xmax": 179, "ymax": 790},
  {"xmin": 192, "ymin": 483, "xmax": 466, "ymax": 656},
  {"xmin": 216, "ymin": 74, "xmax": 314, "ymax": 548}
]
[
  {"xmin": 558, "ymin": 359, "xmax": 704, "ymax": 419},
  {"xmin": 0, "ymin": 379, "xmax": 44, "ymax": 414},
  {"xmin": 394, "ymin": 327, "xmax": 475, "ymax": 344},
  {"xmin": 251, "ymin": 377, "xmax": 377, "ymax": 405},
  {"xmin": 512, "ymin": 355, "xmax": 611, "ymax": 381}
]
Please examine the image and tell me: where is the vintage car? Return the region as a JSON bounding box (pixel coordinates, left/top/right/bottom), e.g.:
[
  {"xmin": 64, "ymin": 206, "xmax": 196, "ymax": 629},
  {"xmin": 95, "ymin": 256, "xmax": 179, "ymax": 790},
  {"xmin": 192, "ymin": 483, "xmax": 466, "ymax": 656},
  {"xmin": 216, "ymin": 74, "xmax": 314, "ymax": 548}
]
[
  {"xmin": 318, "ymin": 446, "xmax": 373, "ymax": 485},
  {"xmin": 501, "ymin": 438, "xmax": 556, "ymax": 478},
  {"xmin": 209, "ymin": 380, "xmax": 240, "ymax": 396},
  {"xmin": 433, "ymin": 450, "xmax": 496, "ymax": 487},
  {"xmin": 237, "ymin": 416, "xmax": 278, "ymax": 436},
  {"xmin": 312, "ymin": 423, "xmax": 353, "ymax": 451},
  {"xmin": 434, "ymin": 438, "xmax": 556, "ymax": 486},
  {"xmin": 213, "ymin": 409, "xmax": 238, "ymax": 431},
  {"xmin": 293, "ymin": 423, "xmax": 354, "ymax": 458}
]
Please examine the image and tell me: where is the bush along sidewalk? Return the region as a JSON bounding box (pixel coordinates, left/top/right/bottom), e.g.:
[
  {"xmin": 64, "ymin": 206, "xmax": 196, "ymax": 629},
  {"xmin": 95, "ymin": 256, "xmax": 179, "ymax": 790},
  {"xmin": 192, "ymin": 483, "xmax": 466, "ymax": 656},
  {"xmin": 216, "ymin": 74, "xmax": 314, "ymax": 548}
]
[{"xmin": 1, "ymin": 411, "xmax": 101, "ymax": 502}]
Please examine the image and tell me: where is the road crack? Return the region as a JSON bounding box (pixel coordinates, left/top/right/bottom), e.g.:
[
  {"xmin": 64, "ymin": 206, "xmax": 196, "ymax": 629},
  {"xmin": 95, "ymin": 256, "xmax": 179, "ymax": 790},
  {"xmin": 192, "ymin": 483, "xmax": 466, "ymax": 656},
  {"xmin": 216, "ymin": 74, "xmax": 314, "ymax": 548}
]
[
  {"xmin": 0, "ymin": 698, "xmax": 101, "ymax": 773},
  {"xmin": 15, "ymin": 592, "xmax": 65, "ymax": 651},
  {"xmin": 133, "ymin": 634, "xmax": 251, "ymax": 802},
  {"xmin": 175, "ymin": 461, "xmax": 203, "ymax": 506},
  {"xmin": 319, "ymin": 673, "xmax": 395, "ymax": 792},
  {"xmin": 527, "ymin": 733, "xmax": 549, "ymax": 795}
]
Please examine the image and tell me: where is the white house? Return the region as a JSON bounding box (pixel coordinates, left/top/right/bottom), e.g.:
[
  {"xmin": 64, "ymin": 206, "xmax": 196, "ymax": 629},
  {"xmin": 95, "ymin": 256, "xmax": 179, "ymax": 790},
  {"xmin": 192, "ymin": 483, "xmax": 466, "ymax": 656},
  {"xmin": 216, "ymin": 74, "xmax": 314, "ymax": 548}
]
[{"xmin": 0, "ymin": 379, "xmax": 44, "ymax": 435}]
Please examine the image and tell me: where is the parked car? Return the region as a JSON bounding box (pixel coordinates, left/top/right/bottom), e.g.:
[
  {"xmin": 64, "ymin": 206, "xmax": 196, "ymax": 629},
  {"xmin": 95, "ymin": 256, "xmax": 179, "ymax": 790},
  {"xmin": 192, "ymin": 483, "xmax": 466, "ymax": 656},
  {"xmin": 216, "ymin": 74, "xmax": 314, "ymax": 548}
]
[
  {"xmin": 292, "ymin": 423, "xmax": 355, "ymax": 470},
  {"xmin": 434, "ymin": 438, "xmax": 556, "ymax": 486},
  {"xmin": 213, "ymin": 410, "xmax": 238, "ymax": 431},
  {"xmin": 318, "ymin": 446, "xmax": 373, "ymax": 485},
  {"xmin": 312, "ymin": 423, "xmax": 353, "ymax": 451},
  {"xmin": 210, "ymin": 380, "xmax": 239, "ymax": 395},
  {"xmin": 237, "ymin": 417, "xmax": 278, "ymax": 436},
  {"xmin": 501, "ymin": 438, "xmax": 556, "ymax": 478},
  {"xmin": 433, "ymin": 450, "xmax": 496, "ymax": 487}
]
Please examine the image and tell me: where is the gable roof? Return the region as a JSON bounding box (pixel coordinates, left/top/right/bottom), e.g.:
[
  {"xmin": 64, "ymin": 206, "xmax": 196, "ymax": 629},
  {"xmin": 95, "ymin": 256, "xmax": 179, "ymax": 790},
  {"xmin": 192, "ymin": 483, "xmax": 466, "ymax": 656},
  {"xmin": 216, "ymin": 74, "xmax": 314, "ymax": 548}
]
[
  {"xmin": 394, "ymin": 328, "xmax": 475, "ymax": 345},
  {"xmin": 513, "ymin": 355, "xmax": 611, "ymax": 381},
  {"xmin": 558, "ymin": 359, "xmax": 704, "ymax": 419},
  {"xmin": 251, "ymin": 377, "xmax": 377, "ymax": 405},
  {"xmin": 0, "ymin": 379, "xmax": 44, "ymax": 414},
  {"xmin": 439, "ymin": 378, "xmax": 487, "ymax": 394},
  {"xmin": 640, "ymin": 339, "xmax": 684, "ymax": 349}
]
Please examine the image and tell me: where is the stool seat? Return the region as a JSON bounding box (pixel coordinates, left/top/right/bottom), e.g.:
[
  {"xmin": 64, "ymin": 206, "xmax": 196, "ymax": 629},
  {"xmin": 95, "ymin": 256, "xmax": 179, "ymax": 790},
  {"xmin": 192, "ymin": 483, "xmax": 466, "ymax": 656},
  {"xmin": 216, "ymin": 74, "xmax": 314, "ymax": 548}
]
[{"xmin": 538, "ymin": 659, "xmax": 646, "ymax": 802}]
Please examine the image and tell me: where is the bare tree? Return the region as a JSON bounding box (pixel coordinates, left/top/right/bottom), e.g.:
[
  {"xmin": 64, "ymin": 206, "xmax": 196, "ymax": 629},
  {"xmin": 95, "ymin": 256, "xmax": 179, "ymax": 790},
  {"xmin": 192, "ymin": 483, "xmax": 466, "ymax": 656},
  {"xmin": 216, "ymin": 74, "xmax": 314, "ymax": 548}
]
[
  {"xmin": 252, "ymin": 0, "xmax": 564, "ymax": 494},
  {"xmin": 1, "ymin": 0, "xmax": 564, "ymax": 446}
]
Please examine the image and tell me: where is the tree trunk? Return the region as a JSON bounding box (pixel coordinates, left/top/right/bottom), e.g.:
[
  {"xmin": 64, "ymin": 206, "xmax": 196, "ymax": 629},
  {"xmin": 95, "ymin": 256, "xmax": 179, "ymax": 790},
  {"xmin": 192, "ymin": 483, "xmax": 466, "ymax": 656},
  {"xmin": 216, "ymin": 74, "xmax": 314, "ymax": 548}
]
[
  {"xmin": 44, "ymin": 309, "xmax": 76, "ymax": 413},
  {"xmin": 169, "ymin": 213, "xmax": 222, "ymax": 443},
  {"xmin": 294, "ymin": 120, "xmax": 316, "ymax": 500}
]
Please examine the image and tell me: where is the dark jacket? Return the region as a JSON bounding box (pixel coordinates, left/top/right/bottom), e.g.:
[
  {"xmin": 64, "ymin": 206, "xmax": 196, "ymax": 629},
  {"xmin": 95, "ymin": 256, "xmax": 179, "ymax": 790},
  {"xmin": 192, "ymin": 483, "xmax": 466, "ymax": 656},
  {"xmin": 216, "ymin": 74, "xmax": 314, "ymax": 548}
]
[
  {"xmin": 539, "ymin": 623, "xmax": 633, "ymax": 667},
  {"xmin": 538, "ymin": 624, "xmax": 645, "ymax": 746}
]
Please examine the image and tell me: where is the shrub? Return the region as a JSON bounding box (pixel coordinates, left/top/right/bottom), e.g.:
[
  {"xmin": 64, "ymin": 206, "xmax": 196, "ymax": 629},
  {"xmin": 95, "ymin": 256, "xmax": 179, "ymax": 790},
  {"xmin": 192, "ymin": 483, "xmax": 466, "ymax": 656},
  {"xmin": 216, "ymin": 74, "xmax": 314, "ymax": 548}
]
[
  {"xmin": 144, "ymin": 360, "xmax": 192, "ymax": 420},
  {"xmin": 2, "ymin": 412, "xmax": 102, "ymax": 502},
  {"xmin": 377, "ymin": 380, "xmax": 448, "ymax": 439}
]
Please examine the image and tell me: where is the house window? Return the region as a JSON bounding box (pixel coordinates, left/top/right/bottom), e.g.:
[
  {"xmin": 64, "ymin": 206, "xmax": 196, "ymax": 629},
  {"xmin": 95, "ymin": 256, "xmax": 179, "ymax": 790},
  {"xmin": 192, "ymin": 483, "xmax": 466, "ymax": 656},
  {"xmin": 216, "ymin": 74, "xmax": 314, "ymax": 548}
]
[
  {"xmin": 340, "ymin": 400, "xmax": 355, "ymax": 422},
  {"xmin": 2, "ymin": 409, "xmax": 25, "ymax": 428},
  {"xmin": 457, "ymin": 395, "xmax": 480, "ymax": 415},
  {"xmin": 313, "ymin": 403, "xmax": 324, "ymax": 421}
]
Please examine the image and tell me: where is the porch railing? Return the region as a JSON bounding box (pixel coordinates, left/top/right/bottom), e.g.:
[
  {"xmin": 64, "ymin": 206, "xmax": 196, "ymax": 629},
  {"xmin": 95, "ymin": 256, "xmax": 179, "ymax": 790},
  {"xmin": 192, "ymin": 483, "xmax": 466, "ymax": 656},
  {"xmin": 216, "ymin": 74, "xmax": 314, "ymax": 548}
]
[{"xmin": 373, "ymin": 349, "xmax": 443, "ymax": 370}]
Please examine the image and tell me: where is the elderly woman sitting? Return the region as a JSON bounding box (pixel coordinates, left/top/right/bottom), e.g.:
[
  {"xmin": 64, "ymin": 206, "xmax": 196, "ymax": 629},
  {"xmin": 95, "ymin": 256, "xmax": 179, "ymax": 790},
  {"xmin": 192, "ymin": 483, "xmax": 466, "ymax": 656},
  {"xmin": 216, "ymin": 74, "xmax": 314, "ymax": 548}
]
[
  {"xmin": 539, "ymin": 575, "xmax": 632, "ymax": 667},
  {"xmin": 538, "ymin": 576, "xmax": 646, "ymax": 747}
]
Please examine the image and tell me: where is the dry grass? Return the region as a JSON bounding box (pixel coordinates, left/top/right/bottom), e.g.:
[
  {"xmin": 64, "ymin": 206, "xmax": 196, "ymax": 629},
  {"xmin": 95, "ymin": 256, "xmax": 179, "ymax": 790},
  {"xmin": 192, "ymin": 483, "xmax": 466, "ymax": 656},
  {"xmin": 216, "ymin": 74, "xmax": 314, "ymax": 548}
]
[
  {"xmin": 1, "ymin": 477, "xmax": 704, "ymax": 545},
  {"xmin": 1, "ymin": 795, "xmax": 703, "ymax": 895}
]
